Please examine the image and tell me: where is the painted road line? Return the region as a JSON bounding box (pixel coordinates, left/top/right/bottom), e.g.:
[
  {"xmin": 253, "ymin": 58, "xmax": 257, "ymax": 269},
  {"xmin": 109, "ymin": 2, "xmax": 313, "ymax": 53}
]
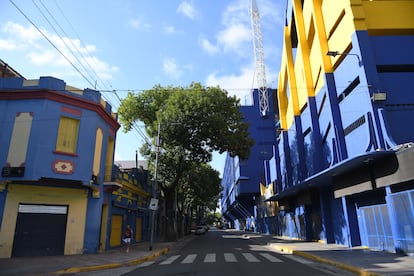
[
  {"xmin": 160, "ymin": 255, "xmax": 180, "ymax": 265},
  {"xmin": 204, "ymin": 253, "xmax": 216, "ymax": 263},
  {"xmin": 224, "ymin": 253, "xmax": 238, "ymax": 262},
  {"xmin": 242, "ymin": 253, "xmax": 260, "ymax": 262},
  {"xmin": 182, "ymin": 254, "xmax": 197, "ymax": 264},
  {"xmin": 259, "ymin": 253, "xmax": 283, "ymax": 262}
]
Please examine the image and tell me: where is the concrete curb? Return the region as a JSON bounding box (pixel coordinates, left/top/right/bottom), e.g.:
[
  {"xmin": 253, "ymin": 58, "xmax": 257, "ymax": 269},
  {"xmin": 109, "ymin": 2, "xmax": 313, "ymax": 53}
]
[
  {"xmin": 292, "ymin": 250, "xmax": 383, "ymax": 276},
  {"xmin": 271, "ymin": 244, "xmax": 383, "ymax": 276},
  {"xmin": 52, "ymin": 247, "xmax": 169, "ymax": 275}
]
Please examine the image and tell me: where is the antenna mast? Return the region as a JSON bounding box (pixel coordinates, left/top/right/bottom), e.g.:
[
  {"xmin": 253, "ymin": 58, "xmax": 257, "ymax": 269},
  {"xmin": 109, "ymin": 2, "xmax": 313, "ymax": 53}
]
[{"xmin": 250, "ymin": 0, "xmax": 269, "ymax": 116}]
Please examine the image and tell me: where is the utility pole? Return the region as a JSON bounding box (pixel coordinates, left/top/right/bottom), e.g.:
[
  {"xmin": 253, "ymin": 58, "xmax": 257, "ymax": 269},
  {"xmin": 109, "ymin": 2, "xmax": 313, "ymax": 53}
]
[{"xmin": 149, "ymin": 123, "xmax": 161, "ymax": 251}]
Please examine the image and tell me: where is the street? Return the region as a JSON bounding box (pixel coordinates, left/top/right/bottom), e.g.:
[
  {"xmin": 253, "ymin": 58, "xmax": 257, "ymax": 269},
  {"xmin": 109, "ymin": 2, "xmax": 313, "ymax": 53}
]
[{"xmin": 113, "ymin": 229, "xmax": 355, "ymax": 276}]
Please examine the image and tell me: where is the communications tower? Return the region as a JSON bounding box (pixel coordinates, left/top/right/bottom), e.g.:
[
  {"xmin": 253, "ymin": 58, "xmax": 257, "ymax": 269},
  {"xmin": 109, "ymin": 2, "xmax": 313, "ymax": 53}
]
[{"xmin": 250, "ymin": 0, "xmax": 269, "ymax": 116}]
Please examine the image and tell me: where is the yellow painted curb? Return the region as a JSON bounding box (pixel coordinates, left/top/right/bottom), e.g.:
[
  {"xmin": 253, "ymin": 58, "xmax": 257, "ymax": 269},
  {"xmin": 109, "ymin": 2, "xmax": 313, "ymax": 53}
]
[
  {"xmin": 53, "ymin": 263, "xmax": 122, "ymax": 274},
  {"xmin": 126, "ymin": 247, "xmax": 169, "ymax": 266},
  {"xmin": 270, "ymin": 244, "xmax": 294, "ymax": 254},
  {"xmin": 52, "ymin": 247, "xmax": 169, "ymax": 275},
  {"xmin": 292, "ymin": 250, "xmax": 384, "ymax": 276}
]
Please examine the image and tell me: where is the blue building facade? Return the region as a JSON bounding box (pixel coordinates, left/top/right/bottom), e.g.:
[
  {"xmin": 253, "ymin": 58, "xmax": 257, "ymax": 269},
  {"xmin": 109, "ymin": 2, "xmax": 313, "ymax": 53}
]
[
  {"xmin": 265, "ymin": 0, "xmax": 414, "ymax": 255},
  {"xmin": 221, "ymin": 89, "xmax": 277, "ymax": 231},
  {"xmin": 0, "ymin": 76, "xmax": 151, "ymax": 257}
]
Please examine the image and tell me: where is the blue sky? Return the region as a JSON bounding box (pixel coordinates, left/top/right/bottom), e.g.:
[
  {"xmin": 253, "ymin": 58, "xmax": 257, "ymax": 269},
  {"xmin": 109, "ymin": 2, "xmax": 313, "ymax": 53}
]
[{"xmin": 0, "ymin": 0, "xmax": 285, "ymax": 175}]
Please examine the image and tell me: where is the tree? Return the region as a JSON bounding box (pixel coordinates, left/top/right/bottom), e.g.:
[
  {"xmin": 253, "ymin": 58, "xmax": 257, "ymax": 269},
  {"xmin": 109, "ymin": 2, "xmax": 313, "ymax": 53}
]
[
  {"xmin": 177, "ymin": 162, "xmax": 222, "ymax": 237},
  {"xmin": 118, "ymin": 82, "xmax": 254, "ymax": 241}
]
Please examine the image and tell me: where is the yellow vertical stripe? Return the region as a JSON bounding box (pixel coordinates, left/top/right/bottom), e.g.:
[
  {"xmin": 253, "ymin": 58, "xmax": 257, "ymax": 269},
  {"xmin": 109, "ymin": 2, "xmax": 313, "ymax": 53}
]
[{"xmin": 93, "ymin": 128, "xmax": 103, "ymax": 176}]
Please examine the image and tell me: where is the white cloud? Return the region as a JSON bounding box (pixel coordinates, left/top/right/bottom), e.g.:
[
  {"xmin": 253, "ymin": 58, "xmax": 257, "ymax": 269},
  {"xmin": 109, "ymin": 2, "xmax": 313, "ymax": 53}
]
[
  {"xmin": 222, "ymin": 0, "xmax": 250, "ymax": 27},
  {"xmin": 128, "ymin": 18, "xmax": 152, "ymax": 31},
  {"xmin": 205, "ymin": 65, "xmax": 255, "ymax": 104},
  {"xmin": 205, "ymin": 60, "xmax": 278, "ymax": 104},
  {"xmin": 83, "ymin": 56, "xmax": 119, "ymax": 81},
  {"xmin": 217, "ymin": 23, "xmax": 251, "ymax": 56},
  {"xmin": 177, "ymin": 1, "xmax": 197, "ymax": 20},
  {"xmin": 198, "ymin": 0, "xmax": 251, "ymax": 57},
  {"xmin": 199, "ymin": 0, "xmax": 283, "ymax": 58},
  {"xmin": 27, "ymin": 50, "xmax": 56, "ymax": 66},
  {"xmin": 199, "ymin": 36, "xmax": 219, "ymax": 56},
  {"xmin": 164, "ymin": 25, "xmax": 176, "ymax": 34},
  {"xmin": 3, "ymin": 21, "xmax": 42, "ymax": 43},
  {"xmin": 162, "ymin": 58, "xmax": 192, "ymax": 79},
  {"xmin": 0, "ymin": 39, "xmax": 17, "ymax": 51},
  {"xmin": 162, "ymin": 58, "xmax": 182, "ymax": 79},
  {"xmin": 1, "ymin": 22, "xmax": 118, "ymax": 84}
]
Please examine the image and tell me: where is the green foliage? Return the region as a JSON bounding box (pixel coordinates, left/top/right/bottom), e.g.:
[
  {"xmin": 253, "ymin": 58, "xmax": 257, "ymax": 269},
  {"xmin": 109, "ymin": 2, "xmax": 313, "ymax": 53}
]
[
  {"xmin": 118, "ymin": 82, "xmax": 254, "ymax": 164},
  {"xmin": 179, "ymin": 162, "xmax": 222, "ymax": 212},
  {"xmin": 206, "ymin": 211, "xmax": 222, "ymax": 225},
  {"xmin": 118, "ymin": 82, "xmax": 254, "ymax": 240}
]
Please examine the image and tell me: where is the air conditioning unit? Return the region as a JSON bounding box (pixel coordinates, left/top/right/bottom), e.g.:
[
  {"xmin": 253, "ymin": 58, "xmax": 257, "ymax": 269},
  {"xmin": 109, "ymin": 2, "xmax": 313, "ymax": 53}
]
[{"xmin": 2, "ymin": 167, "xmax": 25, "ymax": 177}]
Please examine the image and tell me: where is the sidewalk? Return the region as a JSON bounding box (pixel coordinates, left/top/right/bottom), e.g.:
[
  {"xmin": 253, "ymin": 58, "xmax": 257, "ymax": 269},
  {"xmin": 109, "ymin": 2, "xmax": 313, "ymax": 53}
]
[
  {"xmin": 263, "ymin": 236, "xmax": 414, "ymax": 276},
  {"xmin": 0, "ymin": 237, "xmax": 189, "ymax": 276},
  {"xmin": 0, "ymin": 232, "xmax": 413, "ymax": 276}
]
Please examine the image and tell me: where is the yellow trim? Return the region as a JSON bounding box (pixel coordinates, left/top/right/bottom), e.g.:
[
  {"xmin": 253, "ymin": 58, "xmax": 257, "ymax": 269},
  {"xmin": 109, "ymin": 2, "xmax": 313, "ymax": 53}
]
[
  {"xmin": 292, "ymin": 0, "xmax": 314, "ymax": 107},
  {"xmin": 104, "ymin": 137, "xmax": 115, "ymax": 182},
  {"xmin": 93, "ymin": 128, "xmax": 103, "ymax": 177},
  {"xmin": 349, "ymin": 0, "xmax": 414, "ymax": 34}
]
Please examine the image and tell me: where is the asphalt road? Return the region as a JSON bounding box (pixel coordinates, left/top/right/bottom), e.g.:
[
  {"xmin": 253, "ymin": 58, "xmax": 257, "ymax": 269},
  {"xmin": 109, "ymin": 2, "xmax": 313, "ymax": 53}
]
[{"xmin": 111, "ymin": 230, "xmax": 355, "ymax": 276}]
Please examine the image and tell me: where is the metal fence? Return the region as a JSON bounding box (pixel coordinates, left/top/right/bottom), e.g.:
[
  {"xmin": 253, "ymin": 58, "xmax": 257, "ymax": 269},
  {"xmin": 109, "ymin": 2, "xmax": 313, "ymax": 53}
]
[{"xmin": 358, "ymin": 189, "xmax": 414, "ymax": 254}]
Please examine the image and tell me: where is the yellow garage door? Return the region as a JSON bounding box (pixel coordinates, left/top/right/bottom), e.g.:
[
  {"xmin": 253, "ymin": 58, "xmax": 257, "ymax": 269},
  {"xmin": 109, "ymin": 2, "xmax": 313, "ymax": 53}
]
[
  {"xmin": 135, "ymin": 217, "xmax": 142, "ymax": 241},
  {"xmin": 110, "ymin": 215, "xmax": 122, "ymax": 247}
]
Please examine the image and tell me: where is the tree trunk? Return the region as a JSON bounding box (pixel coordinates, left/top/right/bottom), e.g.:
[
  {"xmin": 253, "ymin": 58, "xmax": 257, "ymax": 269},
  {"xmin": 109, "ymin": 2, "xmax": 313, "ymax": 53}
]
[{"xmin": 163, "ymin": 188, "xmax": 177, "ymax": 242}]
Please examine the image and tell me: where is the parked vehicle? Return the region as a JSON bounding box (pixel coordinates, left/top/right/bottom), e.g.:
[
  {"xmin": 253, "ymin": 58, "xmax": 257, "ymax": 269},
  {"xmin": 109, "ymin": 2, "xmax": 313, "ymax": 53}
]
[{"xmin": 195, "ymin": 226, "xmax": 206, "ymax": 235}]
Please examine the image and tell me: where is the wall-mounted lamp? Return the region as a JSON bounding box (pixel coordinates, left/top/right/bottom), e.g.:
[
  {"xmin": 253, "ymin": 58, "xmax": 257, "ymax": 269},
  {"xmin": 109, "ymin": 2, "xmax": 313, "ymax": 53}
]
[
  {"xmin": 368, "ymin": 84, "xmax": 387, "ymax": 102},
  {"xmin": 326, "ymin": 50, "xmax": 362, "ymax": 67},
  {"xmin": 371, "ymin": 92, "xmax": 387, "ymax": 102}
]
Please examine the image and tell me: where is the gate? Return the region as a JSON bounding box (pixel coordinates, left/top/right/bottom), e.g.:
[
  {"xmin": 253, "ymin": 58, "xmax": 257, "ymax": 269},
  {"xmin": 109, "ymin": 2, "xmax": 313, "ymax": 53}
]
[
  {"xmin": 110, "ymin": 215, "xmax": 122, "ymax": 247},
  {"xmin": 12, "ymin": 204, "xmax": 68, "ymax": 257},
  {"xmin": 387, "ymin": 190, "xmax": 414, "ymax": 254},
  {"xmin": 357, "ymin": 204, "xmax": 394, "ymax": 252}
]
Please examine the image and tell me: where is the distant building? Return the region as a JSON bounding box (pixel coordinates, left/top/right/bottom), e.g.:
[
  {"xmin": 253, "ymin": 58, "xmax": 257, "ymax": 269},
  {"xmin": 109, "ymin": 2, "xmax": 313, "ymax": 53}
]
[
  {"xmin": 115, "ymin": 160, "xmax": 148, "ymax": 170},
  {"xmin": 220, "ymin": 88, "xmax": 277, "ymax": 231}
]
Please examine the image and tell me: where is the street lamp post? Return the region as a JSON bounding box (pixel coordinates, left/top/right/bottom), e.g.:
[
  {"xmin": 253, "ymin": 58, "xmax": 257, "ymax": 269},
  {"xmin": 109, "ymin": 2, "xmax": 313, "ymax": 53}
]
[
  {"xmin": 149, "ymin": 123, "xmax": 161, "ymax": 251},
  {"xmin": 326, "ymin": 50, "xmax": 362, "ymax": 67}
]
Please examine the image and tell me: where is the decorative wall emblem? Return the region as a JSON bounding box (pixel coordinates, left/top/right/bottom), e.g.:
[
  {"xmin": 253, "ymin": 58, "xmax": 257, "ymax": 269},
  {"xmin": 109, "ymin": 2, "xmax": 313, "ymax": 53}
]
[{"xmin": 53, "ymin": 159, "xmax": 75, "ymax": 174}]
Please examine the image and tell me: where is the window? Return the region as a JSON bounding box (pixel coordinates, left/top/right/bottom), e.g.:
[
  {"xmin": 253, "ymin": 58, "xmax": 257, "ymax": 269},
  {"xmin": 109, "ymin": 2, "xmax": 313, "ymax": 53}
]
[{"xmin": 56, "ymin": 116, "xmax": 79, "ymax": 154}]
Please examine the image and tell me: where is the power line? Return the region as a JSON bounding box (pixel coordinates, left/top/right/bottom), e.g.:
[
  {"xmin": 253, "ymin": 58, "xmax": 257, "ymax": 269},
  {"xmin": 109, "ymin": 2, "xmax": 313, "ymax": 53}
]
[
  {"xmin": 9, "ymin": 0, "xmax": 95, "ymax": 88},
  {"xmin": 34, "ymin": 0, "xmax": 99, "ymax": 90},
  {"xmin": 9, "ymin": 0, "xmax": 152, "ymax": 146}
]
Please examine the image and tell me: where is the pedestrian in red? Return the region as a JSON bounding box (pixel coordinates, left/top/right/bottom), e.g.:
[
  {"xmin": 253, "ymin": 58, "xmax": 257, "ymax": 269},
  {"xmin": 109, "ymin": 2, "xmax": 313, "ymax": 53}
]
[{"xmin": 123, "ymin": 225, "xmax": 133, "ymax": 253}]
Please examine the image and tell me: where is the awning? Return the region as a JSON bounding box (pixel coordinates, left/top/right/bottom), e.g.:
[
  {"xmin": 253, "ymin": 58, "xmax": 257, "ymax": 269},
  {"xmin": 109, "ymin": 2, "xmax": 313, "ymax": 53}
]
[
  {"xmin": 266, "ymin": 149, "xmax": 398, "ymax": 202},
  {"xmin": 103, "ymin": 181, "xmax": 123, "ymax": 193}
]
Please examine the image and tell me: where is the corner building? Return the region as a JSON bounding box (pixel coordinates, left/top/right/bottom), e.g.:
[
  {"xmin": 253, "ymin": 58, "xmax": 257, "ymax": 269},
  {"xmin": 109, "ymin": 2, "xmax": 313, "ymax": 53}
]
[
  {"xmin": 267, "ymin": 0, "xmax": 414, "ymax": 254},
  {"xmin": 0, "ymin": 76, "xmax": 150, "ymax": 258}
]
